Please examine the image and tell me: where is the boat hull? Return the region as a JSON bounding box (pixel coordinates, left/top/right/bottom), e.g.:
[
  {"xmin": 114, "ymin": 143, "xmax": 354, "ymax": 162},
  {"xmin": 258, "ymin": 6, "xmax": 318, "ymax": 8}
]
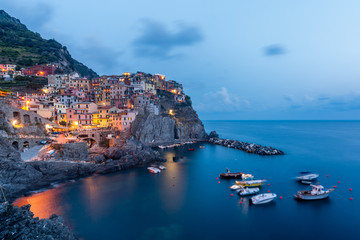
[
  {"xmin": 295, "ymin": 189, "xmax": 334, "ymax": 200},
  {"xmin": 251, "ymin": 193, "xmax": 277, "ymax": 205},
  {"xmin": 238, "ymin": 187, "xmax": 260, "ymax": 196},
  {"xmin": 235, "ymin": 180, "xmax": 266, "ymax": 187},
  {"xmin": 220, "ymin": 172, "xmax": 244, "ymax": 179}
]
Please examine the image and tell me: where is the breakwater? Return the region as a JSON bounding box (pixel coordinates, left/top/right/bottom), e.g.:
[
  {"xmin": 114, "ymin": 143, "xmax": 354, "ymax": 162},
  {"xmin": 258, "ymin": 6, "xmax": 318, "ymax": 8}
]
[{"xmin": 208, "ymin": 138, "xmax": 284, "ymax": 155}]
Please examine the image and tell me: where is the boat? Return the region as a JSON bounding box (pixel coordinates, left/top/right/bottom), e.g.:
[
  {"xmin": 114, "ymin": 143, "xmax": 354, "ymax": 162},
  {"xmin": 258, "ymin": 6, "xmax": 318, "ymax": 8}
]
[
  {"xmin": 235, "ymin": 179, "xmax": 266, "ymax": 187},
  {"xmin": 147, "ymin": 167, "xmax": 161, "ymax": 174},
  {"xmin": 230, "ymin": 184, "xmax": 243, "ymax": 190},
  {"xmin": 296, "ymin": 172, "xmax": 319, "ymax": 181},
  {"xmin": 251, "ymin": 193, "xmax": 277, "ymax": 205},
  {"xmin": 301, "ymin": 180, "xmax": 312, "ymax": 185},
  {"xmin": 158, "ymin": 165, "xmax": 166, "ymax": 170},
  {"xmin": 199, "ymin": 146, "xmax": 205, "ymax": 149},
  {"xmin": 188, "ymin": 148, "xmax": 195, "ymax": 151},
  {"xmin": 294, "ymin": 184, "xmax": 334, "ymax": 200},
  {"xmin": 237, "ymin": 187, "xmax": 260, "ymax": 196},
  {"xmin": 220, "ymin": 172, "xmax": 244, "ymax": 179}
]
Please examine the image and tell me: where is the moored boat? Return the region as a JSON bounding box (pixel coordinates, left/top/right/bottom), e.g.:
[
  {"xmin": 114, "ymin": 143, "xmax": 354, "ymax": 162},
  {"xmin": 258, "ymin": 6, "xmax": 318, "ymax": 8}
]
[
  {"xmin": 235, "ymin": 179, "xmax": 266, "ymax": 187},
  {"xmin": 237, "ymin": 187, "xmax": 260, "ymax": 196},
  {"xmin": 188, "ymin": 148, "xmax": 195, "ymax": 151},
  {"xmin": 158, "ymin": 165, "xmax": 166, "ymax": 170},
  {"xmin": 220, "ymin": 172, "xmax": 244, "ymax": 179},
  {"xmin": 296, "ymin": 172, "xmax": 319, "ymax": 181},
  {"xmin": 294, "ymin": 184, "xmax": 334, "ymax": 200},
  {"xmin": 230, "ymin": 184, "xmax": 243, "ymax": 190},
  {"xmin": 147, "ymin": 167, "xmax": 161, "ymax": 174},
  {"xmin": 251, "ymin": 193, "xmax": 277, "ymax": 205}
]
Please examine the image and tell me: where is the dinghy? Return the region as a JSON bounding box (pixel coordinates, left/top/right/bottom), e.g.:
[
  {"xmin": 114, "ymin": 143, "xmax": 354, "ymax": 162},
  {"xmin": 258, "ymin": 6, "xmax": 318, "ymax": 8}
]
[
  {"xmin": 237, "ymin": 187, "xmax": 260, "ymax": 196},
  {"xmin": 147, "ymin": 167, "xmax": 161, "ymax": 174},
  {"xmin": 296, "ymin": 172, "xmax": 319, "ymax": 181}
]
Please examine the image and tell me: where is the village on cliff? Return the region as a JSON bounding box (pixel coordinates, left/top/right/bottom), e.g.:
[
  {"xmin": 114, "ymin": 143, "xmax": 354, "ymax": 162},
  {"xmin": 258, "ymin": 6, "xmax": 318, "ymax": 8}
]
[{"xmin": 0, "ymin": 63, "xmax": 185, "ymax": 135}]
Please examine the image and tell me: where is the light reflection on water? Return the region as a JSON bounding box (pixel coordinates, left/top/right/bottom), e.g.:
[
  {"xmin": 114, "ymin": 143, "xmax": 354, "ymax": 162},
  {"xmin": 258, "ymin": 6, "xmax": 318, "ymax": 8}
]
[{"xmin": 13, "ymin": 188, "xmax": 64, "ymax": 219}]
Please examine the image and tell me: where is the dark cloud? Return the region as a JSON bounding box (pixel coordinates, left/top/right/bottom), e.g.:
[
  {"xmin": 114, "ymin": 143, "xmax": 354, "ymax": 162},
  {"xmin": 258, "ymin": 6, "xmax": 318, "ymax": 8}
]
[
  {"xmin": 264, "ymin": 44, "xmax": 287, "ymax": 56},
  {"xmin": 1, "ymin": 1, "xmax": 54, "ymax": 30},
  {"xmin": 132, "ymin": 20, "xmax": 204, "ymax": 59},
  {"xmin": 72, "ymin": 40, "xmax": 124, "ymax": 75}
]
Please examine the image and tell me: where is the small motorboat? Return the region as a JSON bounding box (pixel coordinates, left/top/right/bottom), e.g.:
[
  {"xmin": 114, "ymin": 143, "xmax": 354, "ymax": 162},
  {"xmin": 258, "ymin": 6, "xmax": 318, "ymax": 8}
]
[
  {"xmin": 199, "ymin": 146, "xmax": 205, "ymax": 149},
  {"xmin": 294, "ymin": 184, "xmax": 334, "ymax": 200},
  {"xmin": 237, "ymin": 187, "xmax": 260, "ymax": 196},
  {"xmin": 296, "ymin": 172, "xmax": 319, "ymax": 181},
  {"xmin": 235, "ymin": 179, "xmax": 266, "ymax": 187},
  {"xmin": 188, "ymin": 148, "xmax": 195, "ymax": 151},
  {"xmin": 147, "ymin": 167, "xmax": 161, "ymax": 174},
  {"xmin": 230, "ymin": 184, "xmax": 243, "ymax": 190},
  {"xmin": 251, "ymin": 193, "xmax": 277, "ymax": 205},
  {"xmin": 158, "ymin": 165, "xmax": 166, "ymax": 170}
]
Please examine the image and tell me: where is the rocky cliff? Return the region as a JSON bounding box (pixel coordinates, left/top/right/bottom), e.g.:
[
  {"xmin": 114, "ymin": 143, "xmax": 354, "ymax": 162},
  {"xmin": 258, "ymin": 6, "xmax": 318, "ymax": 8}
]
[{"xmin": 131, "ymin": 91, "xmax": 207, "ymax": 145}]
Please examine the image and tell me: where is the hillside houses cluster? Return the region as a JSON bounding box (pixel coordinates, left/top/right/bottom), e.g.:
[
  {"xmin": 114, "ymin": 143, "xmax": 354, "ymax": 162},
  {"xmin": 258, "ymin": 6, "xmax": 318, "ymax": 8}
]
[{"xmin": 14, "ymin": 71, "xmax": 185, "ymax": 131}]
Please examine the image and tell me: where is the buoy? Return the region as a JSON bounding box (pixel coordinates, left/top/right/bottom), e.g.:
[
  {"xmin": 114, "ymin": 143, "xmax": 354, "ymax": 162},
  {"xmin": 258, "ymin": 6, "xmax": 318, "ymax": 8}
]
[
  {"xmin": 326, "ymin": 175, "xmax": 329, "ymax": 177},
  {"xmin": 280, "ymin": 196, "xmax": 283, "ymax": 199},
  {"xmin": 218, "ymin": 181, "xmax": 220, "ymax": 184},
  {"xmin": 239, "ymin": 201, "xmax": 243, "ymax": 204},
  {"xmin": 267, "ymin": 184, "xmax": 270, "ymax": 186},
  {"xmin": 338, "ymin": 181, "xmax": 340, "ymax": 184},
  {"xmin": 216, "ymin": 177, "xmax": 219, "ymax": 180},
  {"xmin": 230, "ymin": 194, "xmax": 233, "ymax": 197},
  {"xmin": 350, "ymin": 198, "xmax": 353, "ymax": 200},
  {"xmin": 349, "ymin": 188, "xmax": 353, "ymax": 191},
  {"xmin": 333, "ymin": 185, "xmax": 337, "ymax": 188},
  {"xmin": 267, "ymin": 190, "xmax": 270, "ymax": 193}
]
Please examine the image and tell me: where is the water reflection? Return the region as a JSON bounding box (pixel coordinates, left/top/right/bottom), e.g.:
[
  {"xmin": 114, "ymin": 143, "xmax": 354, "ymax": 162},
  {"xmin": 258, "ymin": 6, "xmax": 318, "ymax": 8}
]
[
  {"xmin": 13, "ymin": 188, "xmax": 64, "ymax": 219},
  {"xmin": 159, "ymin": 150, "xmax": 187, "ymax": 213}
]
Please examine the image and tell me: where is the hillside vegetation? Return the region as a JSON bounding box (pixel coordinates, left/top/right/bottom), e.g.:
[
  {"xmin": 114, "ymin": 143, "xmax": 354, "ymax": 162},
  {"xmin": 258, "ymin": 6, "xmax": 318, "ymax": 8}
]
[{"xmin": 0, "ymin": 10, "xmax": 98, "ymax": 79}]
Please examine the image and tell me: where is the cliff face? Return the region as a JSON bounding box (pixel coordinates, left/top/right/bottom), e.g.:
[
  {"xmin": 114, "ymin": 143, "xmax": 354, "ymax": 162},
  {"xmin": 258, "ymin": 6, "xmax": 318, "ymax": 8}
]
[{"xmin": 131, "ymin": 91, "xmax": 207, "ymax": 145}]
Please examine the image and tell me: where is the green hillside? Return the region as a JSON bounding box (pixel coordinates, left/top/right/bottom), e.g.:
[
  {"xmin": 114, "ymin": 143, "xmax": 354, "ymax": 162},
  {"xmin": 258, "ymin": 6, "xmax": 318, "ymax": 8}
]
[{"xmin": 0, "ymin": 10, "xmax": 98, "ymax": 79}]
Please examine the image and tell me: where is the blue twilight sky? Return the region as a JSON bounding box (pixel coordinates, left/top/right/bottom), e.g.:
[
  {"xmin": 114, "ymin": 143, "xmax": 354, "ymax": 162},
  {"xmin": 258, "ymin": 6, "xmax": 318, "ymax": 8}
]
[{"xmin": 2, "ymin": 0, "xmax": 360, "ymax": 120}]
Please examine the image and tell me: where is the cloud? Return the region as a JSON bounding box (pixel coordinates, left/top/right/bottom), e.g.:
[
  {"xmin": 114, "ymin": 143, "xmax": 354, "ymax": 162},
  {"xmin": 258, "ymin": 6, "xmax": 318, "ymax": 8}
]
[
  {"xmin": 283, "ymin": 93, "xmax": 360, "ymax": 111},
  {"xmin": 132, "ymin": 20, "xmax": 204, "ymax": 59},
  {"xmin": 264, "ymin": 44, "xmax": 287, "ymax": 56},
  {"xmin": 196, "ymin": 87, "xmax": 250, "ymax": 112},
  {"xmin": 1, "ymin": 0, "xmax": 54, "ymax": 30},
  {"xmin": 72, "ymin": 37, "xmax": 124, "ymax": 74}
]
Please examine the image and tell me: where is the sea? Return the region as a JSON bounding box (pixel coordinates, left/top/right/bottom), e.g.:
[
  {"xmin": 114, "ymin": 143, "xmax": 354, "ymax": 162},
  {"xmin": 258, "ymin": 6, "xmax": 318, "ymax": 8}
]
[{"xmin": 14, "ymin": 121, "xmax": 360, "ymax": 240}]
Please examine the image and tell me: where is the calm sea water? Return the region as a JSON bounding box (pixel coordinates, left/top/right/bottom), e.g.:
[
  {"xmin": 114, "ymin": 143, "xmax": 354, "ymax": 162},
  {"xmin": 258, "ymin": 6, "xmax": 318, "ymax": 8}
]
[{"xmin": 14, "ymin": 121, "xmax": 360, "ymax": 240}]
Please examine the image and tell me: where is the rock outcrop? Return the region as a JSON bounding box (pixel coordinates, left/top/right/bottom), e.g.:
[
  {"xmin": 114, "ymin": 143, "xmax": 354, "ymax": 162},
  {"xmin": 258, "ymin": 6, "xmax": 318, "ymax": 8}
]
[
  {"xmin": 0, "ymin": 202, "xmax": 77, "ymax": 240},
  {"xmin": 131, "ymin": 91, "xmax": 207, "ymax": 145},
  {"xmin": 208, "ymin": 138, "xmax": 284, "ymax": 155}
]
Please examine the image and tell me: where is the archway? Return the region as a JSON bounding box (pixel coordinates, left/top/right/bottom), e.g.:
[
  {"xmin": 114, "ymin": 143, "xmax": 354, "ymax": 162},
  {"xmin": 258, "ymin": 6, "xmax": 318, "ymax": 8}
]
[
  {"xmin": 23, "ymin": 141, "xmax": 30, "ymax": 149},
  {"xmin": 83, "ymin": 138, "xmax": 96, "ymax": 148},
  {"xmin": 12, "ymin": 141, "xmax": 19, "ymax": 150}
]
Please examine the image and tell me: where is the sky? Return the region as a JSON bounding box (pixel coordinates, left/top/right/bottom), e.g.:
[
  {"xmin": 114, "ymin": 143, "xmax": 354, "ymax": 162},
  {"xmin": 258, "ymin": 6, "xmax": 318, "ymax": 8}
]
[{"xmin": 2, "ymin": 0, "xmax": 360, "ymax": 120}]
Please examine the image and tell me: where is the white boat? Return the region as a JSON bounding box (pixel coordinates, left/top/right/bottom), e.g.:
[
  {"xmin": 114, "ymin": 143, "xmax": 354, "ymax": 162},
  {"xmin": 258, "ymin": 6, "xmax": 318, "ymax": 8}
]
[
  {"xmin": 237, "ymin": 187, "xmax": 260, "ymax": 196},
  {"xmin": 251, "ymin": 193, "xmax": 277, "ymax": 205},
  {"xmin": 230, "ymin": 184, "xmax": 243, "ymax": 190},
  {"xmin": 158, "ymin": 165, "xmax": 166, "ymax": 170},
  {"xmin": 296, "ymin": 172, "xmax": 319, "ymax": 181},
  {"xmin": 147, "ymin": 167, "xmax": 161, "ymax": 174},
  {"xmin": 295, "ymin": 184, "xmax": 334, "ymax": 200}
]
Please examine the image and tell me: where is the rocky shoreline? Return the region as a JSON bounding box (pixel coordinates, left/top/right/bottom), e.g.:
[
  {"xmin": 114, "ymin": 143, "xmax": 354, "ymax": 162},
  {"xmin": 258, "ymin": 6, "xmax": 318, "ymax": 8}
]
[
  {"xmin": 208, "ymin": 137, "xmax": 284, "ymax": 155},
  {"xmin": 0, "ymin": 202, "xmax": 77, "ymax": 240}
]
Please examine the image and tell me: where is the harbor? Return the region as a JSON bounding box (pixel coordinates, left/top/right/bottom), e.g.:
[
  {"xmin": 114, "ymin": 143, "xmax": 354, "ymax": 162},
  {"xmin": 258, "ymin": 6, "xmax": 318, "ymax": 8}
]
[{"xmin": 12, "ymin": 121, "xmax": 360, "ymax": 240}]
